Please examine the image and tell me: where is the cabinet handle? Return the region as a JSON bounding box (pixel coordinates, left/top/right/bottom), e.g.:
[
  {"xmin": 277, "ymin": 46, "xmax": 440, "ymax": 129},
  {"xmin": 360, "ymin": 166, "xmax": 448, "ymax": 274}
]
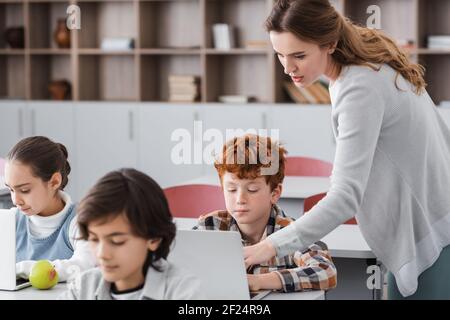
[
  {"xmin": 31, "ymin": 109, "xmax": 36, "ymax": 136},
  {"xmin": 128, "ymin": 110, "xmax": 134, "ymax": 141},
  {"xmin": 193, "ymin": 111, "xmax": 201, "ymax": 142},
  {"xmin": 262, "ymin": 112, "xmax": 268, "ymax": 129},
  {"xmin": 18, "ymin": 108, "xmax": 24, "ymax": 137}
]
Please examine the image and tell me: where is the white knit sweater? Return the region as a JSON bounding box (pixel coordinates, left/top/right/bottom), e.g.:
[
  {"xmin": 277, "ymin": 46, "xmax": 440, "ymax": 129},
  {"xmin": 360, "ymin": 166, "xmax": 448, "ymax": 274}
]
[{"xmin": 269, "ymin": 64, "xmax": 450, "ymax": 297}]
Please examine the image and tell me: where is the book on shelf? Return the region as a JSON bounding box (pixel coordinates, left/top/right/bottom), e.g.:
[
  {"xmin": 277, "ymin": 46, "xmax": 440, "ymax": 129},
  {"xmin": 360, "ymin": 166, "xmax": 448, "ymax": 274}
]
[
  {"xmin": 169, "ymin": 93, "xmax": 199, "ymax": 102},
  {"xmin": 283, "ymin": 81, "xmax": 331, "ymax": 104},
  {"xmin": 284, "ymin": 82, "xmax": 308, "ymax": 103},
  {"xmin": 168, "ymin": 74, "xmax": 200, "ymax": 102},
  {"xmin": 168, "ymin": 75, "xmax": 200, "ymax": 84},
  {"xmin": 212, "ymin": 24, "xmax": 235, "ymax": 50},
  {"xmin": 100, "ymin": 37, "xmax": 134, "ymax": 50},
  {"xmin": 427, "ymin": 35, "xmax": 450, "ymax": 49},
  {"xmin": 218, "ymin": 95, "xmax": 256, "ymax": 103},
  {"xmin": 169, "ymin": 83, "xmax": 199, "ymax": 95}
]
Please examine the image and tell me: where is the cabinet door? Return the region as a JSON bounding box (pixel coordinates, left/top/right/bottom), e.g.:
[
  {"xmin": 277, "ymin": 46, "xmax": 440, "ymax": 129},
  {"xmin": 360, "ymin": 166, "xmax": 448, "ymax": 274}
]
[
  {"xmin": 27, "ymin": 102, "xmax": 77, "ymax": 199},
  {"xmin": 0, "ymin": 101, "xmax": 27, "ymax": 158},
  {"xmin": 268, "ymin": 106, "xmax": 335, "ymax": 162},
  {"xmin": 75, "ymin": 103, "xmax": 138, "ymax": 201},
  {"xmin": 138, "ymin": 104, "xmax": 203, "ymax": 188},
  {"xmin": 438, "ymin": 108, "xmax": 450, "ymax": 129},
  {"xmin": 200, "ymin": 104, "xmax": 269, "ymax": 175}
]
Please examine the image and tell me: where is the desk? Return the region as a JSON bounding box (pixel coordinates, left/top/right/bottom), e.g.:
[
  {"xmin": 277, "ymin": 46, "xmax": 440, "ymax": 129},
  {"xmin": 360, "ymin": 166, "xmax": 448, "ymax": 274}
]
[
  {"xmin": 175, "ymin": 219, "xmax": 374, "ymax": 258},
  {"xmin": 0, "ymin": 284, "xmax": 66, "ymax": 300},
  {"xmin": 174, "ymin": 218, "xmax": 381, "ymax": 300},
  {"xmin": 0, "ymin": 283, "xmax": 324, "ymax": 300},
  {"xmin": 177, "ymin": 175, "xmax": 330, "ymax": 218},
  {"xmin": 264, "ymin": 290, "xmax": 324, "ymax": 300}
]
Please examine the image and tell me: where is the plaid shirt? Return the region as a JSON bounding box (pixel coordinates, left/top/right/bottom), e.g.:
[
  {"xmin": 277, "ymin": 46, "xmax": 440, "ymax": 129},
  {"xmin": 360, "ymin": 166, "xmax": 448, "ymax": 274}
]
[{"xmin": 194, "ymin": 205, "xmax": 337, "ymax": 293}]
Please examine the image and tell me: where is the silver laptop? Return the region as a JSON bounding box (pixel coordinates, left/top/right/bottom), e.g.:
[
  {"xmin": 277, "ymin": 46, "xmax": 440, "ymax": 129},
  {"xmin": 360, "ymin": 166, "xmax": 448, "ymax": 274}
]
[
  {"xmin": 0, "ymin": 210, "xmax": 31, "ymax": 291},
  {"xmin": 168, "ymin": 229, "xmax": 271, "ymax": 300}
]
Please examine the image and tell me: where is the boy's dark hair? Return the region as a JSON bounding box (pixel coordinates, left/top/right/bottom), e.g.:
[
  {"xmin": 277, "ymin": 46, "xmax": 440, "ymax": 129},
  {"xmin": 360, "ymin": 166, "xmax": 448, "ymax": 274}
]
[
  {"xmin": 77, "ymin": 168, "xmax": 176, "ymax": 273},
  {"xmin": 7, "ymin": 136, "xmax": 71, "ymax": 190}
]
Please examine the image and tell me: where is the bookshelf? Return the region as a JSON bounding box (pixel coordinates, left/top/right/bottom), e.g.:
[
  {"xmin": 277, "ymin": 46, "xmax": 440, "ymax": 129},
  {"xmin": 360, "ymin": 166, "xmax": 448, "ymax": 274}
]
[{"xmin": 0, "ymin": 0, "xmax": 449, "ymax": 104}]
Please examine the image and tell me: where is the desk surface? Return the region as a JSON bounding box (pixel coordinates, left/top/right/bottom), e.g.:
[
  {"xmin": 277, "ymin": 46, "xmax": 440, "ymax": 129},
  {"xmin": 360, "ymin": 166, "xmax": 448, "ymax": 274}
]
[
  {"xmin": 175, "ymin": 218, "xmax": 375, "ymax": 259},
  {"xmin": 0, "ymin": 284, "xmax": 66, "ymax": 300},
  {"xmin": 177, "ymin": 175, "xmax": 330, "ymax": 199},
  {"xmin": 264, "ymin": 290, "xmax": 324, "ymax": 300},
  {"xmin": 0, "ymin": 283, "xmax": 324, "ymax": 300}
]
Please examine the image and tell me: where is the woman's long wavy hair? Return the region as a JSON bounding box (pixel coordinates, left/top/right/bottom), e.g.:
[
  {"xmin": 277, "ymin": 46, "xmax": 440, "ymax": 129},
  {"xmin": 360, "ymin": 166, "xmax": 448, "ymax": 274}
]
[{"xmin": 265, "ymin": 0, "xmax": 426, "ymax": 94}]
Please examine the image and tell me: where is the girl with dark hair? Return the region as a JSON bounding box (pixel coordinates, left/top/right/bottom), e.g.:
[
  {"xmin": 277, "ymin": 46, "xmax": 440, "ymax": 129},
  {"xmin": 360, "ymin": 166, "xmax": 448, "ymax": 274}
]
[
  {"xmin": 3, "ymin": 136, "xmax": 95, "ymax": 282},
  {"xmin": 60, "ymin": 168, "xmax": 203, "ymax": 300},
  {"xmin": 244, "ymin": 0, "xmax": 450, "ymax": 299}
]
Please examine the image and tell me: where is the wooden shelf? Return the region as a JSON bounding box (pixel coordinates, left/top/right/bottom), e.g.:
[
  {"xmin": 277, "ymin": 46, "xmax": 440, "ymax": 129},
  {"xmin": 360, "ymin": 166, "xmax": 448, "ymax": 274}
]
[
  {"xmin": 415, "ymin": 48, "xmax": 450, "ymax": 55},
  {"xmin": 139, "ymin": 48, "xmax": 201, "ymax": 55},
  {"xmin": 1, "ymin": 0, "xmax": 450, "ymax": 104},
  {"xmin": 78, "ymin": 48, "xmax": 136, "ymax": 55},
  {"xmin": 204, "ymin": 48, "xmax": 269, "ymax": 55},
  {"xmin": 29, "ymin": 48, "xmax": 71, "ymax": 54},
  {"xmin": 0, "ymin": 49, "xmax": 26, "ymax": 55}
]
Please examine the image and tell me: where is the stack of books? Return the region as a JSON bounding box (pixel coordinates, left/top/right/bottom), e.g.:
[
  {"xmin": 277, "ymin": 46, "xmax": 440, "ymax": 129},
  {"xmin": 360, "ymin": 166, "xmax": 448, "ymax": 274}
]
[
  {"xmin": 284, "ymin": 81, "xmax": 331, "ymax": 104},
  {"xmin": 427, "ymin": 36, "xmax": 450, "ymax": 49},
  {"xmin": 168, "ymin": 75, "xmax": 200, "ymax": 102},
  {"xmin": 218, "ymin": 95, "xmax": 256, "ymax": 103}
]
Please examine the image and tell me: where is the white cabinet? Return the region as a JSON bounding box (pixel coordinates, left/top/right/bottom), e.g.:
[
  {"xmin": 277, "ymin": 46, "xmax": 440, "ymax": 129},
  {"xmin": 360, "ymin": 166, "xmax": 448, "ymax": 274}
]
[
  {"xmin": 268, "ymin": 105, "xmax": 335, "ymax": 162},
  {"xmin": 0, "ymin": 101, "xmax": 339, "ymax": 198},
  {"xmin": 0, "ymin": 101, "xmax": 27, "ymax": 157},
  {"xmin": 138, "ymin": 104, "xmax": 203, "ymax": 188},
  {"xmin": 27, "ymin": 102, "xmax": 77, "ymax": 198},
  {"xmin": 200, "ymin": 104, "xmax": 269, "ymax": 175},
  {"xmin": 74, "ymin": 103, "xmax": 138, "ymax": 201}
]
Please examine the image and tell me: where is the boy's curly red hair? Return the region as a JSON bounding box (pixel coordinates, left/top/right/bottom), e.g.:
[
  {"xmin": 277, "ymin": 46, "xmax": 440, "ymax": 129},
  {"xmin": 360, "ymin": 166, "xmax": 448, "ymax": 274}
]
[{"xmin": 214, "ymin": 134, "xmax": 287, "ymax": 191}]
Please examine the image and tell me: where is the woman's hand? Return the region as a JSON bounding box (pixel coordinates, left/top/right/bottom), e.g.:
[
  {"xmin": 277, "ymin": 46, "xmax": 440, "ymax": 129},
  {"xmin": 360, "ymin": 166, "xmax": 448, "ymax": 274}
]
[{"xmin": 243, "ymin": 239, "xmax": 276, "ymax": 268}]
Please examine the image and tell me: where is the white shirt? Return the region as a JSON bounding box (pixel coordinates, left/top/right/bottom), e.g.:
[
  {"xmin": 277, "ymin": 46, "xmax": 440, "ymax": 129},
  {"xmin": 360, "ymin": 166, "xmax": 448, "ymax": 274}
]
[
  {"xmin": 269, "ymin": 64, "xmax": 450, "ymax": 297},
  {"xmin": 14, "ymin": 191, "xmax": 96, "ymax": 282}
]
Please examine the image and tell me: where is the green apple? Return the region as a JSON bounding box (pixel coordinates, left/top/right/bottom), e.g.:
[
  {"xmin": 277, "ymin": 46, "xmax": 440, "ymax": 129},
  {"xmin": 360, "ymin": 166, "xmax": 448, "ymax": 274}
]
[{"xmin": 29, "ymin": 260, "xmax": 59, "ymax": 290}]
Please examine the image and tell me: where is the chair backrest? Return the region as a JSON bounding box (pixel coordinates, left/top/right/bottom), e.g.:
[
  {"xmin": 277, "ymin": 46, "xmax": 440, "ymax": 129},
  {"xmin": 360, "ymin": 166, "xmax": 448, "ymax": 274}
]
[
  {"xmin": 304, "ymin": 192, "xmax": 357, "ymax": 225},
  {"xmin": 285, "ymin": 156, "xmax": 333, "ymax": 177},
  {"xmin": 163, "ymin": 184, "xmax": 226, "ymax": 218}
]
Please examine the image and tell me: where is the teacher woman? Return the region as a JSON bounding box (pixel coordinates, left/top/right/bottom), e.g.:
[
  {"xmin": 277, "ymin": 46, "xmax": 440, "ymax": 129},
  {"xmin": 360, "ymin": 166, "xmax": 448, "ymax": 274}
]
[{"xmin": 244, "ymin": 0, "xmax": 450, "ymax": 299}]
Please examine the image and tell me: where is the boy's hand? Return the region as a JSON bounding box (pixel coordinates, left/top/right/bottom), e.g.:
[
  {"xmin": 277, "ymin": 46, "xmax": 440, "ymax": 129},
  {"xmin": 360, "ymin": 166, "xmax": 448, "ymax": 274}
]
[
  {"xmin": 247, "ymin": 274, "xmax": 261, "ymax": 292},
  {"xmin": 247, "ymin": 273, "xmax": 283, "ymax": 291},
  {"xmin": 243, "ymin": 239, "xmax": 276, "ymax": 268}
]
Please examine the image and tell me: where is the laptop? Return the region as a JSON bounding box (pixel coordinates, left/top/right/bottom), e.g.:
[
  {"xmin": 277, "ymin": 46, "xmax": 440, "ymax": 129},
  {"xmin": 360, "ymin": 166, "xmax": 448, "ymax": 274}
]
[
  {"xmin": 167, "ymin": 229, "xmax": 271, "ymax": 300},
  {"xmin": 0, "ymin": 210, "xmax": 31, "ymax": 291}
]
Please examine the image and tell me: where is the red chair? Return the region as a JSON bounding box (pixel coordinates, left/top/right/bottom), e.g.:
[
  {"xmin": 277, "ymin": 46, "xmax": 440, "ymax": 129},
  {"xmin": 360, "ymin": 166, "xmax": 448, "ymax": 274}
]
[
  {"xmin": 304, "ymin": 192, "xmax": 357, "ymax": 225},
  {"xmin": 285, "ymin": 156, "xmax": 333, "ymax": 177},
  {"xmin": 163, "ymin": 184, "xmax": 226, "ymax": 218}
]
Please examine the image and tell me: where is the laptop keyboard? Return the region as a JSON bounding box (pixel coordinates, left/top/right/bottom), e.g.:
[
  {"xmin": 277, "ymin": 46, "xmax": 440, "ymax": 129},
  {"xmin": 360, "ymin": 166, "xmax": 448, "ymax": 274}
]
[{"xmin": 16, "ymin": 277, "xmax": 29, "ymax": 286}]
